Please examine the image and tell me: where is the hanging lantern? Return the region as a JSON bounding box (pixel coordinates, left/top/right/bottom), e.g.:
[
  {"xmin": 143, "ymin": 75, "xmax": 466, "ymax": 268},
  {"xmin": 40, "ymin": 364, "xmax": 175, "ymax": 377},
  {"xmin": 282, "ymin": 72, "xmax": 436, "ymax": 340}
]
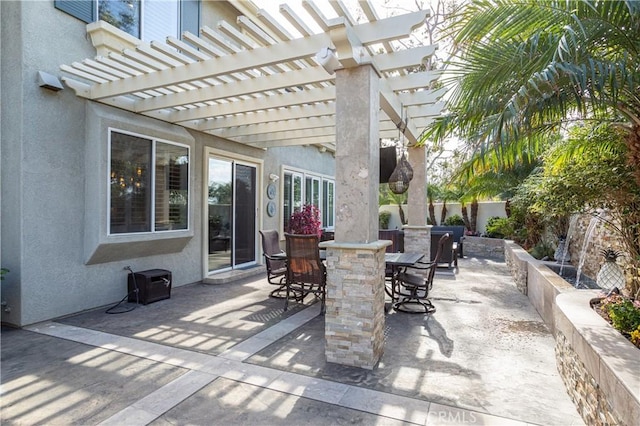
[
  {"xmin": 389, "ymin": 109, "xmax": 413, "ymax": 194},
  {"xmin": 399, "ymin": 152, "xmax": 413, "ymax": 181},
  {"xmin": 388, "ymin": 151, "xmax": 412, "ymax": 194}
]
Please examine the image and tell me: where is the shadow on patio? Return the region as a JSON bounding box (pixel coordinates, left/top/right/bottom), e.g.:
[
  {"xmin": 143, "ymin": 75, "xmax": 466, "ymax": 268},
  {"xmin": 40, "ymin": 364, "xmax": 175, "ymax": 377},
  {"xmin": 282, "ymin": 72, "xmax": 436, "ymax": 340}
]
[{"xmin": 1, "ymin": 256, "xmax": 584, "ymax": 425}]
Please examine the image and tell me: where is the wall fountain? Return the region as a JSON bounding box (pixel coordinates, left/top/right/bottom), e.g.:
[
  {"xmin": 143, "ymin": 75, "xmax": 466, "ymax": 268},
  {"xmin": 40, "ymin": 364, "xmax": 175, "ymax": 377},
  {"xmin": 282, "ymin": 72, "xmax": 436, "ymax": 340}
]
[
  {"xmin": 544, "ymin": 215, "xmax": 600, "ymax": 289},
  {"xmin": 504, "ymin": 226, "xmax": 638, "ymax": 426}
]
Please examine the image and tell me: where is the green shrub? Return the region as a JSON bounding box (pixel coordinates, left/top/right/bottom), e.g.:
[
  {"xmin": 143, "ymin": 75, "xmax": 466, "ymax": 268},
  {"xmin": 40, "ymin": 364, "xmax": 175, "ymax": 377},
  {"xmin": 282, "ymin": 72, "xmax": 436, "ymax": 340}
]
[
  {"xmin": 528, "ymin": 241, "xmax": 555, "ymax": 260},
  {"xmin": 603, "ymin": 295, "xmax": 640, "ymax": 336},
  {"xmin": 485, "ymin": 216, "xmax": 513, "ymax": 239},
  {"xmin": 443, "ymin": 214, "xmax": 465, "ymax": 226},
  {"xmin": 379, "ymin": 211, "xmax": 391, "ymax": 229}
]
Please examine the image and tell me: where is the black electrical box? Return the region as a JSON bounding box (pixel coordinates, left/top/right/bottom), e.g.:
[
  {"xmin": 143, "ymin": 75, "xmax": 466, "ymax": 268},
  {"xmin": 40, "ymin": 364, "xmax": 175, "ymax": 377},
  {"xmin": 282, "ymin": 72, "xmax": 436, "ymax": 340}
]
[{"xmin": 128, "ymin": 269, "xmax": 172, "ymax": 305}]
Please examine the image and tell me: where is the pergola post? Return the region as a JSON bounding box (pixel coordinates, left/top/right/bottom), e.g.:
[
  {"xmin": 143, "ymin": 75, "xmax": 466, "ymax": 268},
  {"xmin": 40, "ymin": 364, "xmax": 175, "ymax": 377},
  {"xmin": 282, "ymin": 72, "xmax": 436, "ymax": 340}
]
[
  {"xmin": 321, "ymin": 64, "xmax": 388, "ymax": 369},
  {"xmin": 404, "ymin": 145, "xmax": 431, "ymax": 262}
]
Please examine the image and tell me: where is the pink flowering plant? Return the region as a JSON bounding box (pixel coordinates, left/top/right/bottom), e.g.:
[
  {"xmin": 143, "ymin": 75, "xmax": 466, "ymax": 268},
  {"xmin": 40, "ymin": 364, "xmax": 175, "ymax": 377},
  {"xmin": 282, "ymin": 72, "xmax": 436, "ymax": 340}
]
[{"xmin": 288, "ymin": 204, "xmax": 322, "ymax": 237}]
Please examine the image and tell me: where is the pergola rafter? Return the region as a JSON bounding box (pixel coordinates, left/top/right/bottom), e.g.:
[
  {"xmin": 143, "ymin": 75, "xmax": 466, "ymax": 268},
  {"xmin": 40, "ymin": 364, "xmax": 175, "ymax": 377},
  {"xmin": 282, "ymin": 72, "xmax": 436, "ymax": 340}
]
[{"xmin": 61, "ymin": 1, "xmax": 446, "ymax": 151}]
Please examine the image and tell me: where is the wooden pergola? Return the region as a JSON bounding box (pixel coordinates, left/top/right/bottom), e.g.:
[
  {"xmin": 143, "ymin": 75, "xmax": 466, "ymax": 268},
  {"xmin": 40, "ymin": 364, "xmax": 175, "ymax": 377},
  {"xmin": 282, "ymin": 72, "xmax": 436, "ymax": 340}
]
[
  {"xmin": 60, "ymin": 1, "xmax": 446, "ymax": 369},
  {"xmin": 60, "ymin": 1, "xmax": 445, "ymax": 152}
]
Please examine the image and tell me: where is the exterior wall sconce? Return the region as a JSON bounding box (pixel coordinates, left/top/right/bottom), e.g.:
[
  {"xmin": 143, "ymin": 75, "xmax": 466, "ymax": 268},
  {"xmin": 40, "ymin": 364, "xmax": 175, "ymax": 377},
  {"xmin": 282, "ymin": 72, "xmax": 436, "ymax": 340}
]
[{"xmin": 38, "ymin": 71, "xmax": 64, "ymax": 91}]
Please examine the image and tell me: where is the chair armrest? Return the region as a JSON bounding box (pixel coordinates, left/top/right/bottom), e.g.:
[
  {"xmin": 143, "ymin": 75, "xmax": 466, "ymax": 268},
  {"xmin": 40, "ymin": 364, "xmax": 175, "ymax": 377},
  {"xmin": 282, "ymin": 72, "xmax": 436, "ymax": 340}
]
[
  {"xmin": 405, "ymin": 261, "xmax": 437, "ymax": 271},
  {"xmin": 264, "ymin": 252, "xmax": 286, "ymax": 261},
  {"xmin": 397, "ymin": 271, "xmax": 427, "ymax": 286}
]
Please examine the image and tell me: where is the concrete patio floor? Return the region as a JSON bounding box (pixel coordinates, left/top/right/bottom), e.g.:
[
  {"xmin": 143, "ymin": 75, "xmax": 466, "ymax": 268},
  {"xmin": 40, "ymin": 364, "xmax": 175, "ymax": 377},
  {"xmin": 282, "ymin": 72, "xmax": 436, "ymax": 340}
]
[{"xmin": 1, "ymin": 256, "xmax": 584, "ymax": 425}]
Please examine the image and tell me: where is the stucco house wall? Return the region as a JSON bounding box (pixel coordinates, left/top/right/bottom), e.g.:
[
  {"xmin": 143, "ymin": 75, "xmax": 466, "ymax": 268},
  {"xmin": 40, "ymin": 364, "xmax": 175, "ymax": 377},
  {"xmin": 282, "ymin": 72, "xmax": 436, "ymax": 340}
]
[{"xmin": 0, "ymin": 1, "xmax": 335, "ymax": 326}]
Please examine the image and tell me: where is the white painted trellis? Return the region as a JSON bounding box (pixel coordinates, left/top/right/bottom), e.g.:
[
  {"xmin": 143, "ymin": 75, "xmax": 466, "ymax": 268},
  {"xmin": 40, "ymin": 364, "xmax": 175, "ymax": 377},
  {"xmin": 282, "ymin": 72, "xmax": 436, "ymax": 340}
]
[{"xmin": 60, "ymin": 0, "xmax": 446, "ymax": 152}]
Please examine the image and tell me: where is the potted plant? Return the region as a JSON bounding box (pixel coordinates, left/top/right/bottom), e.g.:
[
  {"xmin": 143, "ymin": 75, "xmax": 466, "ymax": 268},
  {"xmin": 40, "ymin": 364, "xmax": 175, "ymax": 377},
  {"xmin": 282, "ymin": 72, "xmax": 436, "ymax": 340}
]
[
  {"xmin": 379, "ymin": 211, "xmax": 391, "ymax": 229},
  {"xmin": 288, "ymin": 204, "xmax": 322, "ymax": 237}
]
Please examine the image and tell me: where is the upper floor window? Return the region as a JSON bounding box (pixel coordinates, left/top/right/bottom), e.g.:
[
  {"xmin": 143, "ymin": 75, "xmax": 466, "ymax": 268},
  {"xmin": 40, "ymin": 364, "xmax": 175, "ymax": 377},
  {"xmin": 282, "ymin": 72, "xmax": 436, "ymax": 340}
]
[
  {"xmin": 109, "ymin": 129, "xmax": 189, "ymax": 234},
  {"xmin": 98, "ymin": 0, "xmax": 142, "ymax": 38},
  {"xmin": 55, "ymin": 0, "xmax": 199, "ymax": 41}
]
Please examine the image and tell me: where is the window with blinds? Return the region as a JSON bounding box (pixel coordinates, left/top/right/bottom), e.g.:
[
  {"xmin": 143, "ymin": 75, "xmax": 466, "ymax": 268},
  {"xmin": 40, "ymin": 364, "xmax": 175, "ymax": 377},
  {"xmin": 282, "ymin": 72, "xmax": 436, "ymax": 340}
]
[{"xmin": 109, "ymin": 130, "xmax": 189, "ymax": 234}]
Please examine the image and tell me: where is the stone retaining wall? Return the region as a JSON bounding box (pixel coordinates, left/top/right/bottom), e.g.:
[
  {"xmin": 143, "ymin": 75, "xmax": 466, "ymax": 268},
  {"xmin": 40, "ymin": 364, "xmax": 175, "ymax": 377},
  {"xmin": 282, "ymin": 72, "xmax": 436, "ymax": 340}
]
[
  {"xmin": 464, "ymin": 236, "xmax": 504, "ymax": 259},
  {"xmin": 555, "ymin": 333, "xmax": 620, "ymax": 425},
  {"xmin": 555, "ymin": 292, "xmax": 639, "ymax": 426},
  {"xmin": 504, "ymin": 240, "xmax": 531, "ymax": 295},
  {"xmin": 505, "ymin": 241, "xmax": 640, "ymax": 426}
]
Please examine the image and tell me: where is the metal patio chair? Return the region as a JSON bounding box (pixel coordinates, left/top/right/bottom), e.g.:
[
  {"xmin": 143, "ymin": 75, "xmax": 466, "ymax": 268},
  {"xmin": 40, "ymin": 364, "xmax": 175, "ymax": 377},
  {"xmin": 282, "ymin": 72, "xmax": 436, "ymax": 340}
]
[
  {"xmin": 379, "ymin": 229, "xmax": 405, "ymax": 299},
  {"xmin": 394, "ymin": 232, "xmax": 451, "ymax": 314},
  {"xmin": 259, "ymin": 229, "xmax": 288, "ymax": 298}
]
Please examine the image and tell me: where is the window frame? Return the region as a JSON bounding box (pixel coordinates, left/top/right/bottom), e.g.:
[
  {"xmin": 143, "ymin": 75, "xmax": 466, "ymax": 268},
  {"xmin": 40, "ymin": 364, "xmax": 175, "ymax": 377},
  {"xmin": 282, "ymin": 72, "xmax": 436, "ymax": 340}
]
[
  {"xmin": 107, "ymin": 127, "xmax": 191, "ymax": 236},
  {"xmin": 322, "ymin": 179, "xmax": 335, "ymax": 228},
  {"xmin": 281, "ymin": 167, "xmax": 335, "ymax": 234}
]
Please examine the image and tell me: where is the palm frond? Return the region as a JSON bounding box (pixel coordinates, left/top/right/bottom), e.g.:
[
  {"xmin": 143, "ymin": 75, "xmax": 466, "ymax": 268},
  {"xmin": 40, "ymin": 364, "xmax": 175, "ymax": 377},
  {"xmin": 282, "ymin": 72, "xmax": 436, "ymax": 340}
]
[{"xmin": 429, "ymin": 0, "xmax": 640, "ymax": 155}]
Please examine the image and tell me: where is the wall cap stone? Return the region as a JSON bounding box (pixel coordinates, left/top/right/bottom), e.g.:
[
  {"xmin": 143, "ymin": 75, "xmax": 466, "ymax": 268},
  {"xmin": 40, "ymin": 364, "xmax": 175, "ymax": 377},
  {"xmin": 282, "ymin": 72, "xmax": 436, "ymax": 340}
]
[
  {"xmin": 402, "ymin": 225, "xmax": 431, "ymax": 231},
  {"xmin": 555, "ymin": 291, "xmax": 640, "ymax": 426},
  {"xmin": 319, "ymin": 240, "xmax": 390, "ymax": 250}
]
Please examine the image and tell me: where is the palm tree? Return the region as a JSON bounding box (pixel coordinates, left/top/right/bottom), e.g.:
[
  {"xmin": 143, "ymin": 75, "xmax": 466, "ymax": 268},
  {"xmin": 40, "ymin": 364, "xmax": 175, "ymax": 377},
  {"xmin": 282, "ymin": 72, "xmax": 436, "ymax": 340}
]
[
  {"xmin": 453, "ymin": 143, "xmax": 543, "ymax": 214},
  {"xmin": 428, "ymin": 0, "xmax": 639, "ymax": 178},
  {"xmin": 380, "ymin": 184, "xmax": 408, "ymax": 225},
  {"xmin": 426, "ymin": 184, "xmax": 439, "ymax": 225},
  {"xmin": 429, "ymin": 0, "xmax": 640, "ymax": 293},
  {"xmin": 439, "ymin": 187, "xmax": 460, "ymax": 224}
]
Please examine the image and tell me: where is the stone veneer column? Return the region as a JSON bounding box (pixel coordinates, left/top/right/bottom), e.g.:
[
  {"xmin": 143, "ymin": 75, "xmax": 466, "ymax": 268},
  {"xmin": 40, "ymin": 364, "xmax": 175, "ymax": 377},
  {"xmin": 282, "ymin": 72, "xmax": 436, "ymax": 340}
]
[
  {"xmin": 321, "ymin": 241, "xmax": 389, "ymax": 369},
  {"xmin": 323, "ymin": 63, "xmax": 387, "ymax": 368},
  {"xmin": 404, "ymin": 145, "xmax": 431, "ymax": 264},
  {"xmin": 407, "ymin": 146, "xmax": 427, "ymax": 227},
  {"xmin": 403, "ymin": 226, "xmax": 431, "ymax": 269},
  {"xmin": 333, "ymin": 65, "xmax": 379, "ymax": 243}
]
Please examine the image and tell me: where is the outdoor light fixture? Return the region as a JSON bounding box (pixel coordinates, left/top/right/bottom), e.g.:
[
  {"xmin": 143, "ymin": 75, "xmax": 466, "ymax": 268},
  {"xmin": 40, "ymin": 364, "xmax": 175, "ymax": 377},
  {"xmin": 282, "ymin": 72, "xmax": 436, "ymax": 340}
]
[
  {"xmin": 388, "ymin": 108, "xmax": 414, "ymax": 194},
  {"xmin": 37, "ymin": 71, "xmax": 64, "ymax": 92},
  {"xmin": 315, "ymin": 47, "xmax": 340, "ymax": 75},
  {"xmin": 388, "ymin": 151, "xmax": 412, "ymax": 194}
]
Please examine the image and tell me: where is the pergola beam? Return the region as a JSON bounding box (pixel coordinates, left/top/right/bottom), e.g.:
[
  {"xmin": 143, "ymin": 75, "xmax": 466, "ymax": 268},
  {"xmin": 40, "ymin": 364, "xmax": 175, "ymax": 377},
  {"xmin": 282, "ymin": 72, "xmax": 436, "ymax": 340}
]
[
  {"xmin": 170, "ymin": 86, "xmax": 336, "ymax": 123},
  {"xmin": 133, "ymin": 66, "xmax": 332, "ymax": 112},
  {"xmin": 60, "ymin": 4, "xmax": 445, "ymax": 150}
]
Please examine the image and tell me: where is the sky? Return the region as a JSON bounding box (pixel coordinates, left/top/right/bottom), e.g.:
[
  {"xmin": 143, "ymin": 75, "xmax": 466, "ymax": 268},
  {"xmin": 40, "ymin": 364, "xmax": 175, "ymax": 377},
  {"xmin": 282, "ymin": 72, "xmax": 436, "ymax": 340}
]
[{"xmin": 250, "ymin": 0, "xmax": 434, "ymax": 38}]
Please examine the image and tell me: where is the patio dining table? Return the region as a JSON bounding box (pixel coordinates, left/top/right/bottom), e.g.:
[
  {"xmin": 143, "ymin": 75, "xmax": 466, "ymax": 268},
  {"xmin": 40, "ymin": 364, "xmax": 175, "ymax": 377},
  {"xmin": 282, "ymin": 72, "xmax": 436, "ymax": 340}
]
[
  {"xmin": 270, "ymin": 250, "xmax": 424, "ymax": 303},
  {"xmin": 271, "ymin": 250, "xmax": 423, "ymax": 266}
]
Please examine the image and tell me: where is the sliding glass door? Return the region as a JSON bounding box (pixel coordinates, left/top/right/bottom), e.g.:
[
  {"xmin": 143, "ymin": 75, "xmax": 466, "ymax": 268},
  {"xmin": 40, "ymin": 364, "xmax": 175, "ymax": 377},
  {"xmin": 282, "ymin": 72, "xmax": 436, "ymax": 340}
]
[{"xmin": 207, "ymin": 156, "xmax": 257, "ymax": 274}]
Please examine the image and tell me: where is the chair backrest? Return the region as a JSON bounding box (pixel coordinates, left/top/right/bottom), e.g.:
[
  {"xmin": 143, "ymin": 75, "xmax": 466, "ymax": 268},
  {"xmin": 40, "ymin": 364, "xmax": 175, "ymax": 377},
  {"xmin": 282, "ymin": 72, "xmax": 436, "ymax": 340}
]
[
  {"xmin": 285, "ymin": 233, "xmax": 325, "ymax": 285},
  {"xmin": 431, "ymin": 226, "xmax": 465, "ymax": 243},
  {"xmin": 320, "ymin": 230, "xmax": 335, "ymax": 242},
  {"xmin": 259, "ymin": 229, "xmax": 285, "ymax": 271},
  {"xmin": 379, "ymin": 229, "xmax": 404, "ymax": 253},
  {"xmin": 430, "ymin": 231, "xmax": 454, "ymax": 263},
  {"xmin": 260, "ymin": 229, "xmax": 281, "ymax": 255},
  {"xmin": 427, "ymin": 233, "xmax": 451, "ymax": 283}
]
